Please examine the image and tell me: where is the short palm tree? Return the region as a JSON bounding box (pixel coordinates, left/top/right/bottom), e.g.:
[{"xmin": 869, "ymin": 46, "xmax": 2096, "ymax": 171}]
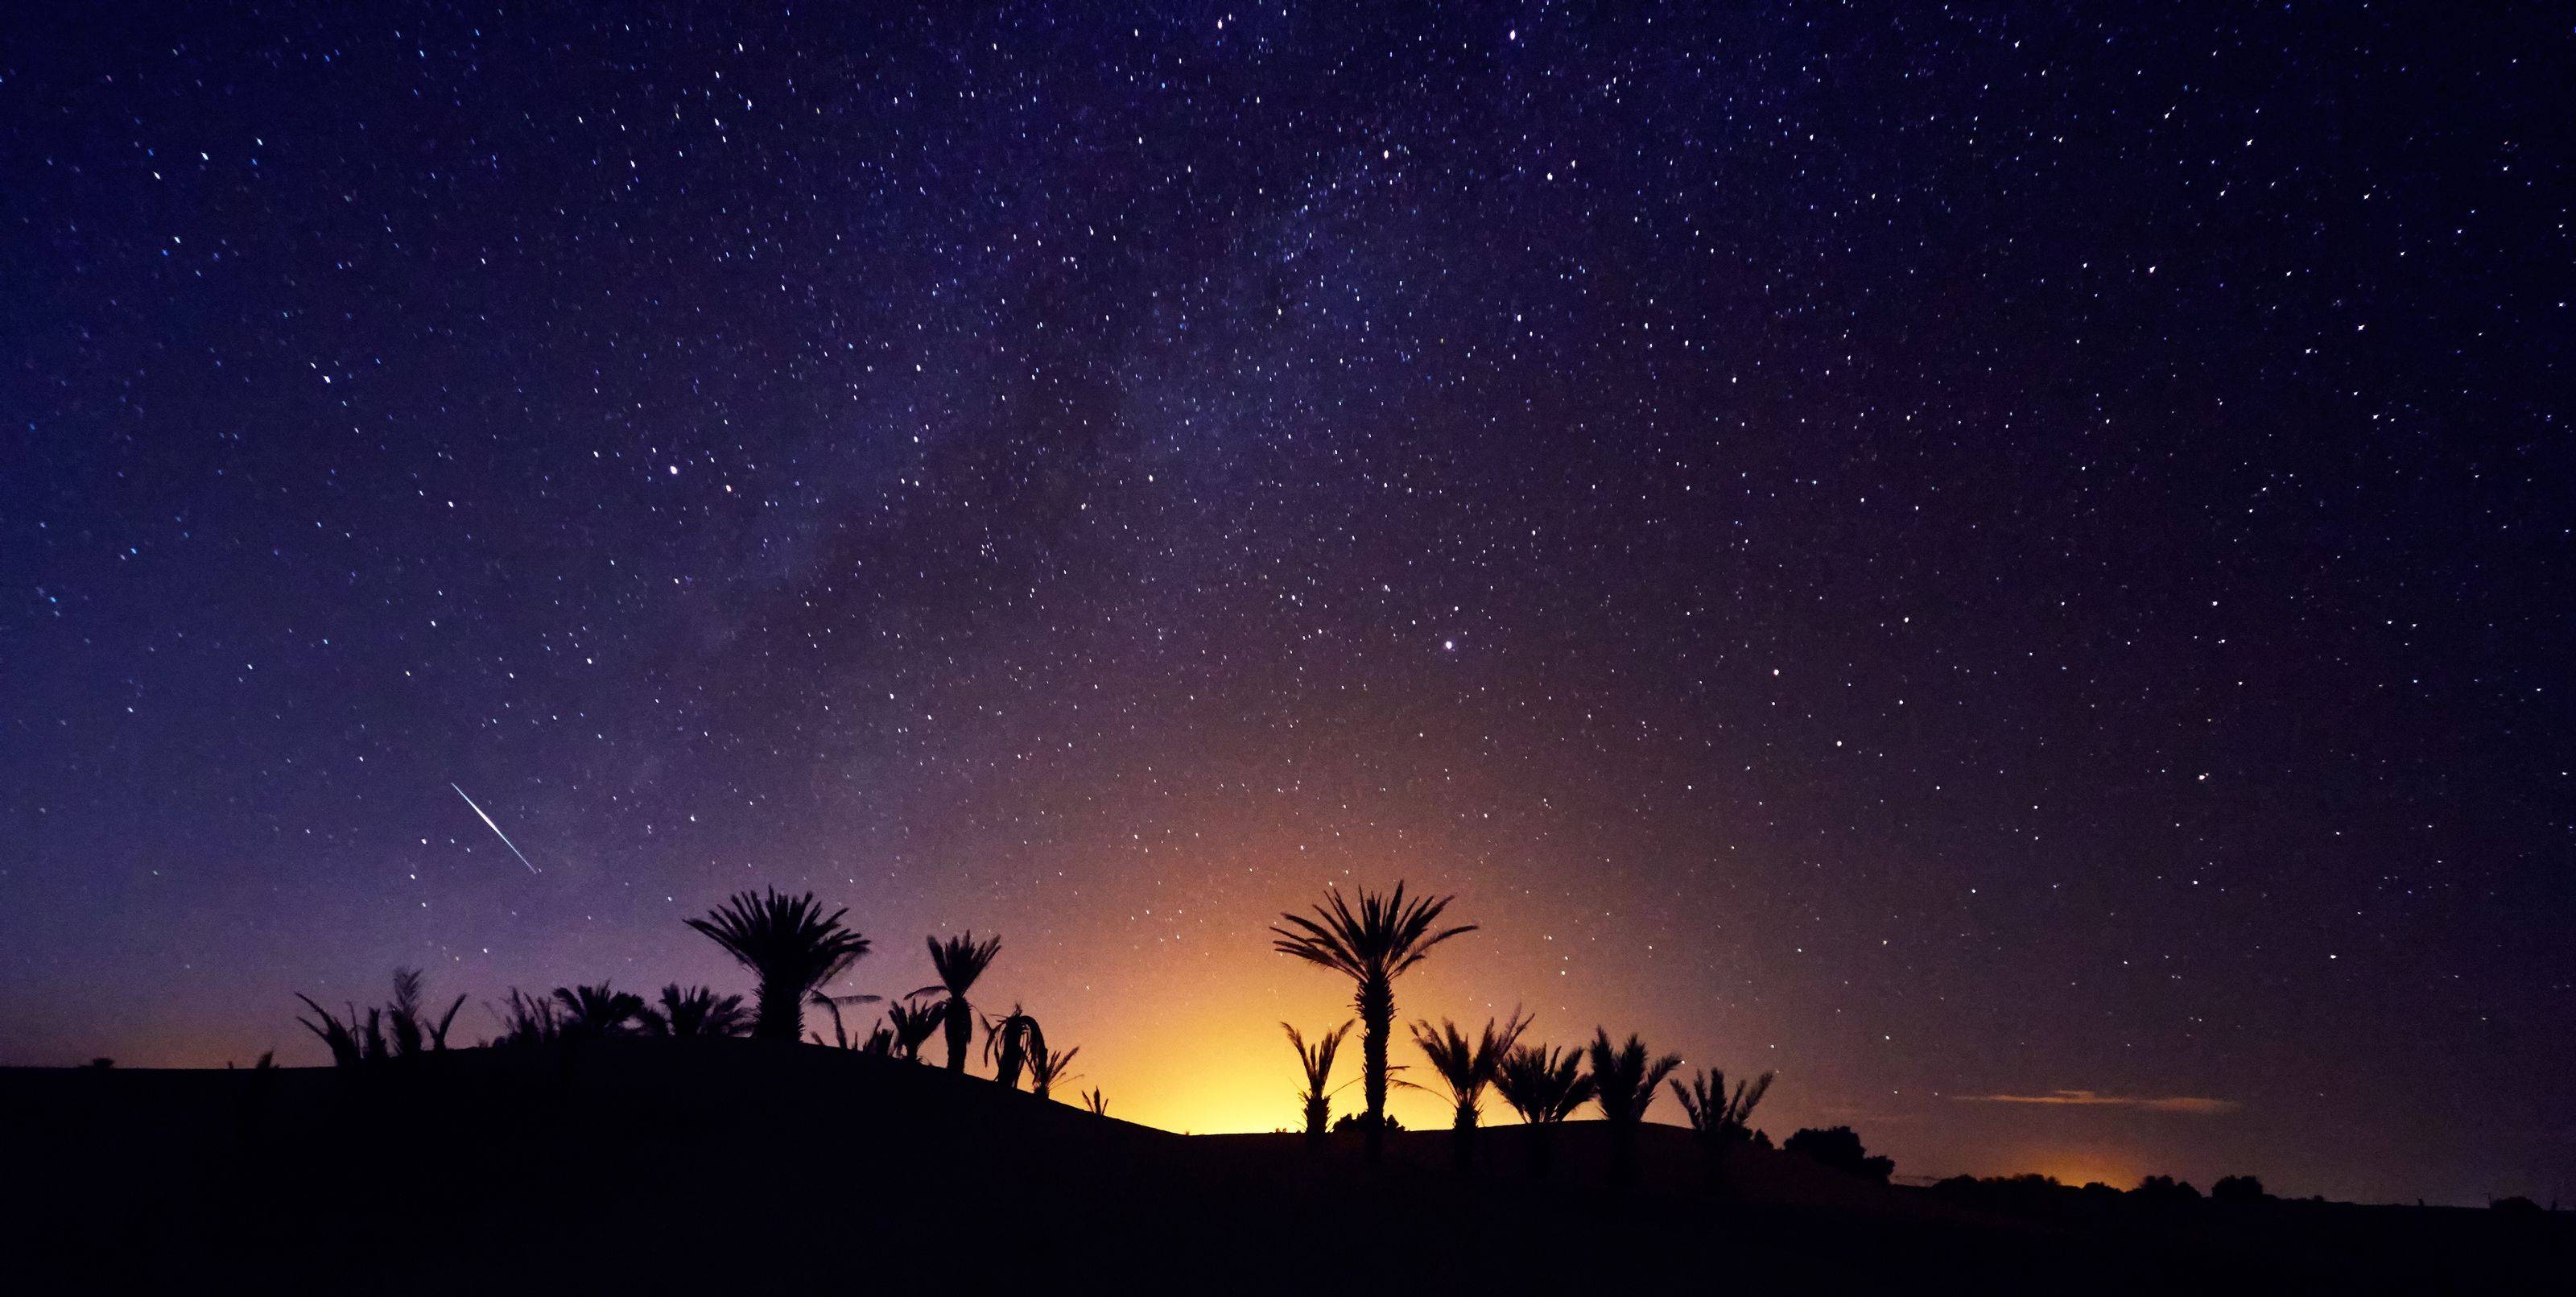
[
  {"xmin": 886, "ymin": 996, "xmax": 947, "ymax": 1063},
  {"xmin": 1672, "ymin": 1067, "xmax": 1776, "ymax": 1183},
  {"xmin": 984, "ymin": 1004, "xmax": 1039, "ymax": 1088},
  {"xmin": 807, "ymin": 990, "xmax": 883, "ymax": 1048},
  {"xmin": 1272, "ymin": 882, "xmax": 1476, "ymax": 1159},
  {"xmin": 1494, "ymin": 1043, "xmax": 1596, "ymax": 1175},
  {"xmin": 1412, "ymin": 1010, "xmax": 1534, "ymax": 1170},
  {"xmin": 1282, "ymin": 1019, "xmax": 1354, "ymax": 1149},
  {"xmin": 917, "ymin": 932, "xmax": 1002, "ymax": 1072},
  {"xmin": 553, "ymin": 983, "xmax": 647, "ymax": 1039},
  {"xmin": 1587, "ymin": 1029, "xmax": 1683, "ymax": 1183},
  {"xmin": 295, "ymin": 968, "xmax": 464, "ymax": 1066},
  {"xmin": 1025, "ymin": 1034, "xmax": 1081, "ymax": 1101},
  {"xmin": 1080, "ymin": 1088, "xmax": 1108, "ymax": 1117},
  {"xmin": 685, "ymin": 890, "xmax": 873, "ymax": 1042},
  {"xmin": 638, "ymin": 984, "xmax": 750, "ymax": 1038}
]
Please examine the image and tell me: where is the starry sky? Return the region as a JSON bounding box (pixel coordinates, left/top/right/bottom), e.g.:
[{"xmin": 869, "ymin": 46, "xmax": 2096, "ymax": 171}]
[{"xmin": 4, "ymin": 3, "xmax": 2569, "ymax": 1206}]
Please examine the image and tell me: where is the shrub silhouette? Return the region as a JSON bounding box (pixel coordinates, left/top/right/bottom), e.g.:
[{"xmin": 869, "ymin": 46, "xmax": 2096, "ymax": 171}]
[
  {"xmin": 1080, "ymin": 1087, "xmax": 1108, "ymax": 1117},
  {"xmin": 1025, "ymin": 1032, "xmax": 1081, "ymax": 1101},
  {"xmin": 1587, "ymin": 1030, "xmax": 1682, "ymax": 1184},
  {"xmin": 1282, "ymin": 1019, "xmax": 1354, "ymax": 1148},
  {"xmin": 295, "ymin": 967, "xmax": 464, "ymax": 1066},
  {"xmin": 638, "ymin": 984, "xmax": 749, "ymax": 1039},
  {"xmin": 1273, "ymin": 882, "xmax": 1476, "ymax": 1160},
  {"xmin": 685, "ymin": 890, "xmax": 871, "ymax": 1043},
  {"xmin": 1494, "ymin": 1043, "xmax": 1595, "ymax": 1176},
  {"xmin": 885, "ymin": 996, "xmax": 947, "ymax": 1063},
  {"xmin": 2211, "ymin": 1174, "xmax": 2267, "ymax": 1204},
  {"xmin": 552, "ymin": 983, "xmax": 648, "ymax": 1039},
  {"xmin": 807, "ymin": 989, "xmax": 886, "ymax": 1049},
  {"xmin": 918, "ymin": 932, "xmax": 1002, "ymax": 1072},
  {"xmin": 2132, "ymin": 1174, "xmax": 2203, "ymax": 1207},
  {"xmin": 1784, "ymin": 1126, "xmax": 1894, "ymax": 1183},
  {"xmin": 489, "ymin": 986, "xmax": 563, "ymax": 1047},
  {"xmin": 1412, "ymin": 1010, "xmax": 1533, "ymax": 1171}
]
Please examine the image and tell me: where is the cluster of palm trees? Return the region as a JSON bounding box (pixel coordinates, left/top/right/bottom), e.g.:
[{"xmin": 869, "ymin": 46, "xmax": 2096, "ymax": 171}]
[
  {"xmin": 295, "ymin": 888, "xmax": 1092, "ymax": 1109},
  {"xmin": 1275, "ymin": 882, "xmax": 1773, "ymax": 1180}
]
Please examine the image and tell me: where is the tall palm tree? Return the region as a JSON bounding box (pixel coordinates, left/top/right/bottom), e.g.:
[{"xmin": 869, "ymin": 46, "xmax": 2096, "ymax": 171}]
[
  {"xmin": 1587, "ymin": 1029, "xmax": 1683, "ymax": 1184},
  {"xmin": 1494, "ymin": 1043, "xmax": 1596, "ymax": 1175},
  {"xmin": 886, "ymin": 996, "xmax": 947, "ymax": 1063},
  {"xmin": 983, "ymin": 1004, "xmax": 1039, "ymax": 1088},
  {"xmin": 917, "ymin": 932, "xmax": 1002, "ymax": 1072},
  {"xmin": 685, "ymin": 890, "xmax": 872, "ymax": 1043},
  {"xmin": 553, "ymin": 983, "xmax": 647, "ymax": 1039},
  {"xmin": 1672, "ymin": 1068, "xmax": 1775, "ymax": 1183},
  {"xmin": 1282, "ymin": 1019, "xmax": 1353, "ymax": 1149},
  {"xmin": 1411, "ymin": 1010, "xmax": 1533, "ymax": 1170},
  {"xmin": 638, "ymin": 984, "xmax": 750, "ymax": 1039},
  {"xmin": 1272, "ymin": 882, "xmax": 1477, "ymax": 1159},
  {"xmin": 1025, "ymin": 1035, "xmax": 1081, "ymax": 1101}
]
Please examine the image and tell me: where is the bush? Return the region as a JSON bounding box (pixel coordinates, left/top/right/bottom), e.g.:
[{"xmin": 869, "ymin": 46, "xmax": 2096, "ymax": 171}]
[{"xmin": 1782, "ymin": 1126, "xmax": 1894, "ymax": 1183}]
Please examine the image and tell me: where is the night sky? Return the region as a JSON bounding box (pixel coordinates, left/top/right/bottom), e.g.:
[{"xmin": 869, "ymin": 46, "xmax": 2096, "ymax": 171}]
[{"xmin": 6, "ymin": 3, "xmax": 2570, "ymax": 1206}]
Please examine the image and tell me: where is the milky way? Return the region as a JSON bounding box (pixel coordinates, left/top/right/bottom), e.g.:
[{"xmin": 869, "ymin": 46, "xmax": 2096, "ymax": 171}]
[{"xmin": 4, "ymin": 4, "xmax": 2569, "ymax": 1205}]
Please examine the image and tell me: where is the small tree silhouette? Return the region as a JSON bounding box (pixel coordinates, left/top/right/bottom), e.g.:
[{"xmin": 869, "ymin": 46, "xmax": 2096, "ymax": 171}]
[
  {"xmin": 983, "ymin": 1004, "xmax": 1039, "ymax": 1088},
  {"xmin": 684, "ymin": 890, "xmax": 871, "ymax": 1043},
  {"xmin": 1587, "ymin": 1030, "xmax": 1682, "ymax": 1185},
  {"xmin": 918, "ymin": 933, "xmax": 1002, "ymax": 1073},
  {"xmin": 1785, "ymin": 1126, "xmax": 1895, "ymax": 1183},
  {"xmin": 885, "ymin": 996, "xmax": 947, "ymax": 1063},
  {"xmin": 1671, "ymin": 1067, "xmax": 1774, "ymax": 1184},
  {"xmin": 1282, "ymin": 1020, "xmax": 1354, "ymax": 1149},
  {"xmin": 1080, "ymin": 1087, "xmax": 1108, "ymax": 1117},
  {"xmin": 1272, "ymin": 882, "xmax": 1476, "ymax": 1161},
  {"xmin": 1494, "ymin": 1043, "xmax": 1596, "ymax": 1177},
  {"xmin": 1411, "ymin": 1010, "xmax": 1533, "ymax": 1171}
]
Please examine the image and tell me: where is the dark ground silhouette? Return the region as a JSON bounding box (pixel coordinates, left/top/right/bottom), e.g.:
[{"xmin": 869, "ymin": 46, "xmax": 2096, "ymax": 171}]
[{"xmin": 7, "ymin": 1046, "xmax": 2566, "ymax": 1292}]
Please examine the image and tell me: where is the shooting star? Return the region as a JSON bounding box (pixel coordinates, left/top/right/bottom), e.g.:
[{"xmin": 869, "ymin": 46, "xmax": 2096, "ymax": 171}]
[{"xmin": 451, "ymin": 783, "xmax": 541, "ymax": 874}]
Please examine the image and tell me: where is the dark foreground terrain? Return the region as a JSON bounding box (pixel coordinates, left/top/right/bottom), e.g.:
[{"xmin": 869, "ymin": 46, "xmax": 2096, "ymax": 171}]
[{"xmin": 6, "ymin": 1045, "xmax": 2565, "ymax": 1292}]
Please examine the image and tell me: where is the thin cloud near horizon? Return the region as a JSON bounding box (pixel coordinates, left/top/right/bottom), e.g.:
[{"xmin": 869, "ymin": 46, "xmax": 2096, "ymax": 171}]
[{"xmin": 1953, "ymin": 1089, "xmax": 2240, "ymax": 1115}]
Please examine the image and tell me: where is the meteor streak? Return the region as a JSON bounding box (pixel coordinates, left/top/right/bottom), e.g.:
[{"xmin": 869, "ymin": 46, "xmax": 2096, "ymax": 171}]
[{"xmin": 451, "ymin": 783, "xmax": 540, "ymax": 874}]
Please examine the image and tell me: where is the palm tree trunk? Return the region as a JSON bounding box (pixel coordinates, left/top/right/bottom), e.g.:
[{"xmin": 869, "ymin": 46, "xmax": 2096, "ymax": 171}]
[
  {"xmin": 753, "ymin": 978, "xmax": 799, "ymax": 1042},
  {"xmin": 1303, "ymin": 1097, "xmax": 1328, "ymax": 1150},
  {"xmin": 1356, "ymin": 974, "xmax": 1392, "ymax": 1161},
  {"xmin": 943, "ymin": 998, "xmax": 972, "ymax": 1072}
]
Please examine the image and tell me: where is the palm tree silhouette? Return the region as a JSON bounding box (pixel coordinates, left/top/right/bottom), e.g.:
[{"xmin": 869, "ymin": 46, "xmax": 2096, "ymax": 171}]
[
  {"xmin": 1025, "ymin": 1033, "xmax": 1081, "ymax": 1101},
  {"xmin": 984, "ymin": 1003, "xmax": 1038, "ymax": 1088},
  {"xmin": 1587, "ymin": 1029, "xmax": 1682, "ymax": 1184},
  {"xmin": 1080, "ymin": 1087, "xmax": 1108, "ymax": 1117},
  {"xmin": 885, "ymin": 996, "xmax": 947, "ymax": 1063},
  {"xmin": 1672, "ymin": 1067, "xmax": 1775, "ymax": 1183},
  {"xmin": 1282, "ymin": 1020, "xmax": 1353, "ymax": 1149},
  {"xmin": 685, "ymin": 890, "xmax": 872, "ymax": 1043},
  {"xmin": 1411, "ymin": 1010, "xmax": 1533, "ymax": 1170},
  {"xmin": 918, "ymin": 932, "xmax": 1002, "ymax": 1072},
  {"xmin": 1494, "ymin": 1043, "xmax": 1596, "ymax": 1176},
  {"xmin": 295, "ymin": 968, "xmax": 463, "ymax": 1066},
  {"xmin": 638, "ymin": 984, "xmax": 750, "ymax": 1038},
  {"xmin": 553, "ymin": 983, "xmax": 647, "ymax": 1039},
  {"xmin": 1272, "ymin": 882, "xmax": 1476, "ymax": 1159}
]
